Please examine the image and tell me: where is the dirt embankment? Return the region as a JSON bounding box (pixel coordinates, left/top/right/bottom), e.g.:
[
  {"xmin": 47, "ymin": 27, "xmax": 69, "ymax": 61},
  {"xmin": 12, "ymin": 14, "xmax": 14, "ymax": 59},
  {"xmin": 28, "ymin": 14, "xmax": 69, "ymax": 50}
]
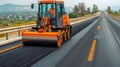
[
  {"xmin": 70, "ymin": 14, "xmax": 98, "ymax": 22},
  {"xmin": 110, "ymin": 15, "xmax": 120, "ymax": 21}
]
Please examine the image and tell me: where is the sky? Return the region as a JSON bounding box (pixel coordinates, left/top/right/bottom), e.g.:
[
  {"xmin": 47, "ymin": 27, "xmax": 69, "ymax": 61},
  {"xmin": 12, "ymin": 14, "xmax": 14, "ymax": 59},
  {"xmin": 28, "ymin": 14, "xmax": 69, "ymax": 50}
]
[{"xmin": 0, "ymin": 0, "xmax": 120, "ymax": 10}]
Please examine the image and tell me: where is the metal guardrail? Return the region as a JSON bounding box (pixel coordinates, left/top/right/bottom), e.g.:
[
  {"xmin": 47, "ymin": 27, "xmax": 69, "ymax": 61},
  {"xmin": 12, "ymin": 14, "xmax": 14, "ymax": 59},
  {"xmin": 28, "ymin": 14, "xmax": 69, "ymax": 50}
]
[
  {"xmin": 0, "ymin": 24, "xmax": 36, "ymax": 34},
  {"xmin": 0, "ymin": 24, "xmax": 36, "ymax": 45},
  {"xmin": 0, "ymin": 15, "xmax": 99, "ymax": 46}
]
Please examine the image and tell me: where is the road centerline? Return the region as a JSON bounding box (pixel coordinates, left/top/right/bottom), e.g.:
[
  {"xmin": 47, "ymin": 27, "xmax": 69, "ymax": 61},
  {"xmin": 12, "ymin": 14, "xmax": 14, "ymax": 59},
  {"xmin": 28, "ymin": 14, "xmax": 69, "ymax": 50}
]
[
  {"xmin": 0, "ymin": 44, "xmax": 23, "ymax": 54},
  {"xmin": 87, "ymin": 40, "xmax": 97, "ymax": 62},
  {"xmin": 97, "ymin": 25, "xmax": 101, "ymax": 30}
]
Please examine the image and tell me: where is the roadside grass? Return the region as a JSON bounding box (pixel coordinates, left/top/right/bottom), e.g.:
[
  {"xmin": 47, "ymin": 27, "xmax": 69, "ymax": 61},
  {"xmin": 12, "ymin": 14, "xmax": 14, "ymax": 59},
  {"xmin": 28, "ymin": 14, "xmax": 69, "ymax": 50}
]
[
  {"xmin": 0, "ymin": 34, "xmax": 6, "ymax": 38},
  {"xmin": 8, "ymin": 21, "xmax": 36, "ymax": 27},
  {"xmin": 0, "ymin": 18, "xmax": 36, "ymax": 28},
  {"xmin": 70, "ymin": 14, "xmax": 97, "ymax": 22}
]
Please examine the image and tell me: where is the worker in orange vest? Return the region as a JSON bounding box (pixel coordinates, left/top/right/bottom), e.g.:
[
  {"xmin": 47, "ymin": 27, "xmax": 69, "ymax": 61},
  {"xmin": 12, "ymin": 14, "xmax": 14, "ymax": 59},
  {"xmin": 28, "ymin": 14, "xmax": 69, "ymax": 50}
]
[{"xmin": 48, "ymin": 5, "xmax": 55, "ymax": 17}]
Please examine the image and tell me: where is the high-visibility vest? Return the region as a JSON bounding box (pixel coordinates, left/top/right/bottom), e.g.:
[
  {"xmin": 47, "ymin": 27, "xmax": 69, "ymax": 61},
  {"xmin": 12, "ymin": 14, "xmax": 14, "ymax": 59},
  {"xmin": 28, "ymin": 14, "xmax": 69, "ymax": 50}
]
[{"xmin": 48, "ymin": 8, "xmax": 55, "ymax": 16}]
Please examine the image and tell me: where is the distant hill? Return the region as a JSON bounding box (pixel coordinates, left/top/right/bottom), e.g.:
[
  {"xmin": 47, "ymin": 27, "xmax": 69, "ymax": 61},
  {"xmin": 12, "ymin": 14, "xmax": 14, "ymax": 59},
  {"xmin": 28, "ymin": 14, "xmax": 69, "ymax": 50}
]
[
  {"xmin": 0, "ymin": 4, "xmax": 33, "ymax": 12},
  {"xmin": 0, "ymin": 4, "xmax": 73, "ymax": 13}
]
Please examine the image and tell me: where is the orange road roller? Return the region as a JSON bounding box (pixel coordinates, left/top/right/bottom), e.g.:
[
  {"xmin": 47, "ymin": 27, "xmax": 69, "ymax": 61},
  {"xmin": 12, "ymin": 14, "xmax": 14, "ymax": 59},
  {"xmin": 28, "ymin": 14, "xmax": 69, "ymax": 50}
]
[{"xmin": 22, "ymin": 0, "xmax": 72, "ymax": 47}]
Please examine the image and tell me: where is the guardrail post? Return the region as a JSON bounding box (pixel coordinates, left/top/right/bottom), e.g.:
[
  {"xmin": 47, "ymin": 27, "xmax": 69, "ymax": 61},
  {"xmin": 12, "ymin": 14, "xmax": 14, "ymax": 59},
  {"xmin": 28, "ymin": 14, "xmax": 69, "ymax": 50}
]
[
  {"xmin": 18, "ymin": 30, "xmax": 21, "ymax": 37},
  {"xmin": 6, "ymin": 33, "xmax": 8, "ymax": 40},
  {"xmin": 18, "ymin": 27, "xmax": 21, "ymax": 37}
]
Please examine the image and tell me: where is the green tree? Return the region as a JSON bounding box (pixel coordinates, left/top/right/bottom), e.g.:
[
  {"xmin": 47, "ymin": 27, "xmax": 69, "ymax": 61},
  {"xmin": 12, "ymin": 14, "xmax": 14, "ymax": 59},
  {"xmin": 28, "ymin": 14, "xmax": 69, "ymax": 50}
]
[
  {"xmin": 107, "ymin": 6, "xmax": 112, "ymax": 14},
  {"xmin": 73, "ymin": 5, "xmax": 79, "ymax": 14},
  {"xmin": 118, "ymin": 9, "xmax": 120, "ymax": 15},
  {"xmin": 69, "ymin": 13, "xmax": 79, "ymax": 18},
  {"xmin": 87, "ymin": 7, "xmax": 91, "ymax": 14},
  {"xmin": 78, "ymin": 3, "xmax": 86, "ymax": 16},
  {"xmin": 92, "ymin": 4, "xmax": 99, "ymax": 14},
  {"xmin": 70, "ymin": 3, "xmax": 86, "ymax": 18}
]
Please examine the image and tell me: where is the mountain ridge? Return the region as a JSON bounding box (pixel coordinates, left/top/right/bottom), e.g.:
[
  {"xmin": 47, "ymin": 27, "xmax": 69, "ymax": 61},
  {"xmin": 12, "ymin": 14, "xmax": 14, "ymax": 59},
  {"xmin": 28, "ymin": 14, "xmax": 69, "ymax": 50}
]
[{"xmin": 0, "ymin": 3, "xmax": 73, "ymax": 13}]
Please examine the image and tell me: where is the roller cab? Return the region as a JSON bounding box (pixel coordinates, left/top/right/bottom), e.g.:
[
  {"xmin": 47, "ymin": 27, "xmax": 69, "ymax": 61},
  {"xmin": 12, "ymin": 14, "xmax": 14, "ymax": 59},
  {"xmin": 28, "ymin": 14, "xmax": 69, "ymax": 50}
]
[{"xmin": 22, "ymin": 0, "xmax": 72, "ymax": 47}]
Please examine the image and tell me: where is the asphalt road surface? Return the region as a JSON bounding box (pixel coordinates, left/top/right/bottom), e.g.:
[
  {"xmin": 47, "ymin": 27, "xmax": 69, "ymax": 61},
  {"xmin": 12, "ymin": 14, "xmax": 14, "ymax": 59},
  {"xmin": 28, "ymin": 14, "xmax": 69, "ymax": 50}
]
[{"xmin": 56, "ymin": 13, "xmax": 120, "ymax": 67}]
